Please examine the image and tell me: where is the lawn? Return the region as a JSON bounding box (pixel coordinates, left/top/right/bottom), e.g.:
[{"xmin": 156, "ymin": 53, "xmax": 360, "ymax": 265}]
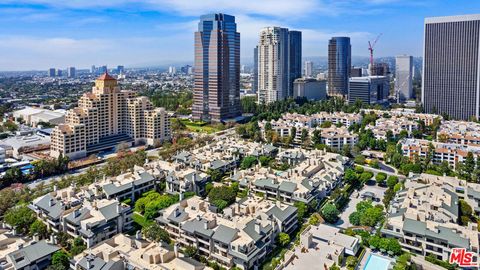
[
  {"xmin": 180, "ymin": 119, "xmax": 224, "ymax": 134},
  {"xmin": 132, "ymin": 212, "xmax": 152, "ymax": 228}
]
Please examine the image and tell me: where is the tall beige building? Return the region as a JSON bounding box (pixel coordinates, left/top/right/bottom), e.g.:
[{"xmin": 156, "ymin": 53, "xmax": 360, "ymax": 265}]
[{"xmin": 51, "ymin": 73, "xmax": 172, "ymax": 159}]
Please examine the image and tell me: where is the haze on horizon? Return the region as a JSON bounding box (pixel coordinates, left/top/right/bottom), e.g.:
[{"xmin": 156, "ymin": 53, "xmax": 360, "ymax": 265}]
[{"xmin": 0, "ymin": 0, "xmax": 479, "ymax": 71}]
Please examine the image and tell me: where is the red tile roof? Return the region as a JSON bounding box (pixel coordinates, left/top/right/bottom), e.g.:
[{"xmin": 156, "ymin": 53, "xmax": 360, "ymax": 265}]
[{"xmin": 97, "ymin": 72, "xmax": 116, "ymax": 81}]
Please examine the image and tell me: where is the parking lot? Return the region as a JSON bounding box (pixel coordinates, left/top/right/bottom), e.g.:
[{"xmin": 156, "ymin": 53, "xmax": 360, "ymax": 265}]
[{"xmin": 334, "ymin": 181, "xmax": 387, "ymax": 229}]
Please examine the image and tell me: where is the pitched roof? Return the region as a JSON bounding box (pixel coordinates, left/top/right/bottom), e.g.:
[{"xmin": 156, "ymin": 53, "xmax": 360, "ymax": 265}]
[
  {"xmin": 96, "ymin": 72, "xmax": 116, "ymax": 81},
  {"xmin": 7, "ymin": 240, "xmax": 60, "ymax": 269}
]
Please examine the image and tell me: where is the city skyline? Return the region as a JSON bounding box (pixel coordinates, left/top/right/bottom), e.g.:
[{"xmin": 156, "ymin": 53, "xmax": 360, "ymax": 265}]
[{"xmin": 1, "ymin": 0, "xmax": 480, "ymax": 71}]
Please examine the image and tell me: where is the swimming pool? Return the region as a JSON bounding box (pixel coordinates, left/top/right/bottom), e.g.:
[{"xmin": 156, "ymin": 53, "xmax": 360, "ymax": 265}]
[{"xmin": 363, "ymin": 254, "xmax": 392, "ymax": 270}]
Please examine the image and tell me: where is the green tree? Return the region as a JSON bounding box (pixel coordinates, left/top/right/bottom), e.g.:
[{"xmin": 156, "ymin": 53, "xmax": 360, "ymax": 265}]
[
  {"xmin": 348, "ymin": 212, "xmax": 361, "ymax": 226},
  {"xmin": 207, "ymin": 169, "xmax": 224, "ymax": 182},
  {"xmin": 29, "ymin": 219, "xmax": 49, "ymax": 239},
  {"xmin": 321, "ymin": 203, "xmax": 339, "ymax": 223},
  {"xmin": 386, "ymin": 176, "xmax": 399, "ymax": 189},
  {"xmin": 277, "ymin": 232, "xmax": 290, "ymax": 247},
  {"xmin": 240, "ymin": 156, "xmax": 258, "ymax": 169},
  {"xmin": 208, "ymin": 186, "xmax": 237, "ymax": 210},
  {"xmin": 183, "ymin": 246, "xmax": 198, "ymax": 257},
  {"xmin": 375, "ymin": 173, "xmax": 387, "ymax": 185},
  {"xmin": 346, "ymin": 256, "xmax": 358, "ymax": 270},
  {"xmin": 142, "ymin": 223, "xmax": 171, "ymax": 243},
  {"xmin": 294, "ymin": 201, "xmax": 307, "ymax": 221},
  {"xmin": 4, "ymin": 205, "xmax": 36, "ymax": 234},
  {"xmin": 344, "ymin": 168, "xmax": 358, "ymax": 185},
  {"xmin": 51, "ymin": 251, "xmax": 70, "ymax": 270},
  {"xmin": 329, "ymin": 263, "xmax": 340, "ymax": 270},
  {"xmin": 465, "ymin": 152, "xmax": 476, "ymax": 181}
]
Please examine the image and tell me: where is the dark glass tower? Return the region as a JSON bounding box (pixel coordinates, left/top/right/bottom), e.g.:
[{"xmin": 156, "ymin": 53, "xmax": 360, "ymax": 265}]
[
  {"xmin": 288, "ymin": 31, "xmax": 302, "ymax": 97},
  {"xmin": 328, "ymin": 37, "xmax": 351, "ymax": 97},
  {"xmin": 422, "ymin": 14, "xmax": 480, "ymax": 120},
  {"xmin": 192, "ymin": 13, "xmax": 241, "ymax": 122}
]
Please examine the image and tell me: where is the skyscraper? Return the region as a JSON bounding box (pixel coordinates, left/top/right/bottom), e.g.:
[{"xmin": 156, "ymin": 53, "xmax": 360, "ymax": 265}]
[
  {"xmin": 258, "ymin": 27, "xmax": 289, "ymax": 104},
  {"xmin": 253, "ymin": 46, "xmax": 258, "ymax": 93},
  {"xmin": 423, "ymin": 14, "xmax": 480, "ymax": 120},
  {"xmin": 117, "ymin": 65, "xmax": 125, "ymax": 74},
  {"xmin": 68, "ymin": 67, "xmax": 76, "ymax": 78},
  {"xmin": 348, "ymin": 76, "xmax": 390, "ymax": 105},
  {"xmin": 288, "ymin": 31, "xmax": 302, "ymax": 96},
  {"xmin": 48, "ymin": 68, "xmax": 56, "ymax": 77},
  {"xmin": 328, "ymin": 37, "xmax": 351, "ymax": 97},
  {"xmin": 192, "ymin": 13, "xmax": 241, "ymax": 122},
  {"xmin": 304, "ymin": 61, "xmax": 313, "ymax": 78},
  {"xmin": 257, "ymin": 27, "xmax": 302, "ymax": 104},
  {"xmin": 395, "ymin": 55, "xmax": 413, "ymax": 102}
]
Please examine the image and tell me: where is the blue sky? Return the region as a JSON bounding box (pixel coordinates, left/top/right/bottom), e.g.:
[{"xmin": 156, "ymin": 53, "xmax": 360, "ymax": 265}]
[{"xmin": 0, "ymin": 0, "xmax": 479, "ymax": 71}]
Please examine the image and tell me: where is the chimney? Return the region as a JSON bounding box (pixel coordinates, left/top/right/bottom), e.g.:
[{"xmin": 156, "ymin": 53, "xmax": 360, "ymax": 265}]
[
  {"xmin": 136, "ymin": 230, "xmax": 142, "ymax": 240},
  {"xmin": 49, "ymin": 198, "xmax": 55, "ymax": 207},
  {"xmin": 254, "ymin": 221, "xmax": 261, "ymax": 234},
  {"xmin": 179, "ymin": 192, "xmax": 184, "ymax": 201},
  {"xmin": 204, "ymin": 221, "xmax": 208, "ymax": 230},
  {"xmin": 53, "ymin": 185, "xmax": 58, "ymax": 192},
  {"xmin": 33, "ymin": 233, "xmax": 40, "ymax": 242},
  {"xmin": 117, "ymin": 203, "xmax": 122, "ymax": 214},
  {"xmin": 174, "ymin": 243, "xmax": 179, "ymax": 257},
  {"xmin": 17, "ymin": 243, "xmax": 23, "ymax": 250}
]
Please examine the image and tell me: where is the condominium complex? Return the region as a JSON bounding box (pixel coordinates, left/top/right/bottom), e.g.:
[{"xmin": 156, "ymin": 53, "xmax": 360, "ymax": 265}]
[
  {"xmin": 72, "ymin": 233, "xmax": 206, "ymax": 270},
  {"xmin": 156, "ymin": 196, "xmax": 298, "ymax": 269},
  {"xmin": 328, "ymin": 37, "xmax": 351, "ymax": 97},
  {"xmin": 363, "ymin": 108, "xmax": 441, "ymax": 126},
  {"xmin": 257, "ymin": 27, "xmax": 302, "ymax": 104},
  {"xmin": 395, "ymin": 55, "xmax": 413, "ymax": 102},
  {"xmin": 438, "ymin": 120, "xmax": 480, "ymax": 146},
  {"xmin": 399, "ymin": 138, "xmax": 480, "ymax": 168},
  {"xmin": 422, "ymin": 14, "xmax": 480, "ymax": 120},
  {"xmin": 348, "ymin": 76, "xmax": 390, "ymax": 105},
  {"xmin": 29, "ymin": 188, "xmax": 133, "ymax": 248},
  {"xmin": 231, "ymin": 148, "xmax": 347, "ymax": 204},
  {"xmin": 366, "ymin": 116, "xmax": 419, "ymax": 140},
  {"xmin": 192, "ymin": 13, "xmax": 241, "ymax": 122},
  {"xmin": 50, "ymin": 73, "xmax": 172, "ymax": 159},
  {"xmin": 381, "ymin": 174, "xmax": 480, "ymax": 261}
]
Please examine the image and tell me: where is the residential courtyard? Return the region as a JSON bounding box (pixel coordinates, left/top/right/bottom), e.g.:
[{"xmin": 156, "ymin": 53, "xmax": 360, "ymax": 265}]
[{"xmin": 335, "ymin": 181, "xmax": 387, "ymax": 229}]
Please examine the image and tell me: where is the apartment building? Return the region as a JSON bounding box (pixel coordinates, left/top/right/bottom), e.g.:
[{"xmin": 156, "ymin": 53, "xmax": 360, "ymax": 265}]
[
  {"xmin": 366, "ymin": 116, "xmax": 419, "ymax": 140},
  {"xmin": 258, "ymin": 117, "xmax": 357, "ymax": 149},
  {"xmin": 411, "ymin": 173, "xmax": 480, "ymax": 216},
  {"xmin": 155, "ymin": 196, "xmax": 297, "ymax": 270},
  {"xmin": 88, "ymin": 167, "xmax": 157, "ymax": 201},
  {"xmin": 3, "ymin": 240, "xmax": 60, "ymax": 270},
  {"xmin": 172, "ymin": 138, "xmax": 277, "ymax": 173},
  {"xmin": 282, "ymin": 224, "xmax": 360, "ymax": 270},
  {"xmin": 399, "ymin": 138, "xmax": 480, "ymax": 169},
  {"xmin": 50, "ymin": 73, "xmax": 172, "ymax": 159},
  {"xmin": 381, "ymin": 175, "xmax": 480, "ymax": 262},
  {"xmin": 438, "ymin": 120, "xmax": 480, "ymax": 146},
  {"xmin": 231, "ymin": 149, "xmax": 346, "ymax": 204},
  {"xmin": 363, "ymin": 108, "xmax": 441, "ymax": 126},
  {"xmin": 29, "ymin": 189, "xmax": 133, "ymax": 248},
  {"xmin": 71, "ymin": 233, "xmax": 206, "ymax": 270}
]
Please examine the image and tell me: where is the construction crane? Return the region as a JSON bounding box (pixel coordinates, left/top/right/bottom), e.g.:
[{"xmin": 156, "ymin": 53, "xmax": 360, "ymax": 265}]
[{"xmin": 368, "ymin": 33, "xmax": 383, "ymax": 68}]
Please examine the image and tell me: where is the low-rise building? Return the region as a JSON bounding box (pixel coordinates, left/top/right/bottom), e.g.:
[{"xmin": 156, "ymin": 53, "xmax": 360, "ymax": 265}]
[
  {"xmin": 366, "ymin": 116, "xmax": 419, "ymax": 140},
  {"xmin": 88, "ymin": 166, "xmax": 157, "ymax": 201},
  {"xmin": 381, "ymin": 175, "xmax": 480, "ymax": 261},
  {"xmin": 0, "ymin": 132, "xmax": 50, "ymax": 159},
  {"xmin": 4, "ymin": 240, "xmax": 60, "ymax": 270},
  {"xmin": 293, "ymin": 78, "xmax": 327, "ymax": 101},
  {"xmin": 156, "ymin": 196, "xmax": 297, "ymax": 270},
  {"xmin": 71, "ymin": 233, "xmax": 206, "ymax": 270},
  {"xmin": 29, "ymin": 189, "xmax": 133, "ymax": 248},
  {"xmin": 399, "ymin": 138, "xmax": 480, "ymax": 169},
  {"xmin": 282, "ymin": 224, "xmax": 360, "ymax": 270},
  {"xmin": 13, "ymin": 107, "xmax": 66, "ymax": 127},
  {"xmin": 231, "ymin": 149, "xmax": 346, "ymax": 204},
  {"xmin": 348, "ymin": 76, "xmax": 390, "ymax": 105},
  {"xmin": 438, "ymin": 120, "xmax": 480, "ymax": 146}
]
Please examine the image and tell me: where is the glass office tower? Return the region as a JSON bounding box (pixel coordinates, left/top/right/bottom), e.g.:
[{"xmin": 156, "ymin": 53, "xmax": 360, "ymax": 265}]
[
  {"xmin": 328, "ymin": 37, "xmax": 351, "ymax": 97},
  {"xmin": 192, "ymin": 13, "xmax": 241, "ymax": 122}
]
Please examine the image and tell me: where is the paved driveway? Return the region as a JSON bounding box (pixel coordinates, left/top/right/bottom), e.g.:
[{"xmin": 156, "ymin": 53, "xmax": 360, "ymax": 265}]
[{"xmin": 334, "ymin": 181, "xmax": 387, "ymax": 229}]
